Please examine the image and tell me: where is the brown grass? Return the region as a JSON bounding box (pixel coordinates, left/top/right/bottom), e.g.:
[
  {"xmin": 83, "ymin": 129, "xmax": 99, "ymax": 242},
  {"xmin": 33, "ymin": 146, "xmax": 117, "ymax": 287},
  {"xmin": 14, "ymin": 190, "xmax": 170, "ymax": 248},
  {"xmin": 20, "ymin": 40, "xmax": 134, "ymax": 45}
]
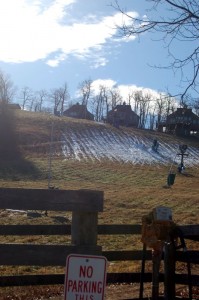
[{"xmin": 0, "ymin": 110, "xmax": 198, "ymax": 299}]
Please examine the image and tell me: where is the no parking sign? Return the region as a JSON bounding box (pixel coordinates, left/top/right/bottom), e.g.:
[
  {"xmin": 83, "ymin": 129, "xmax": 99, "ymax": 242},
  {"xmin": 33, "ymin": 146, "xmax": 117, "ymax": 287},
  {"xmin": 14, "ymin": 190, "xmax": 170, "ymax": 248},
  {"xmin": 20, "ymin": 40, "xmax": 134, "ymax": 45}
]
[{"xmin": 64, "ymin": 254, "xmax": 107, "ymax": 300}]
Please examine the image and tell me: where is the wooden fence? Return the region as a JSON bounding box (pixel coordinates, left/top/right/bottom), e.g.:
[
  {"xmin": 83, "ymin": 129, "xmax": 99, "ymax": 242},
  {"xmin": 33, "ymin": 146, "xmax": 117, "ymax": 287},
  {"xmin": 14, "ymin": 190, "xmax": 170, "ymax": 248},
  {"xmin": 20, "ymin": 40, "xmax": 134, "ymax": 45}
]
[{"xmin": 0, "ymin": 188, "xmax": 198, "ymax": 300}]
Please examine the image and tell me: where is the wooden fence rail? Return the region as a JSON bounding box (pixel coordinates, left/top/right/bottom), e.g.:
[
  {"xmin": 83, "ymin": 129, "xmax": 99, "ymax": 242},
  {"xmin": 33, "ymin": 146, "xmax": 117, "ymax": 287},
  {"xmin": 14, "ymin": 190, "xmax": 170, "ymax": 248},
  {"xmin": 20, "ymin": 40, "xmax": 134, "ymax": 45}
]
[{"xmin": 0, "ymin": 188, "xmax": 198, "ymax": 300}]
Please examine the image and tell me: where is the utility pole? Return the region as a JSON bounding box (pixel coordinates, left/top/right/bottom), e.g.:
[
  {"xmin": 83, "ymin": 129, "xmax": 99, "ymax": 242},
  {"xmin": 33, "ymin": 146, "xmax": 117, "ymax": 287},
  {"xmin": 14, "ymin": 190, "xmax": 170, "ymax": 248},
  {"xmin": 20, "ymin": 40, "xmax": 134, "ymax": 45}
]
[{"xmin": 48, "ymin": 121, "xmax": 54, "ymax": 189}]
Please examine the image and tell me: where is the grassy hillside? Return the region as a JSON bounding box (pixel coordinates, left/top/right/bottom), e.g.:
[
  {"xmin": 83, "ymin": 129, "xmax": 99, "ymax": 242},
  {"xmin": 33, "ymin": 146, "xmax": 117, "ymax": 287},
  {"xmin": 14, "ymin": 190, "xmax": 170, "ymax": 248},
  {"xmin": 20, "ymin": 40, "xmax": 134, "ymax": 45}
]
[
  {"xmin": 0, "ymin": 109, "xmax": 198, "ymax": 299},
  {"xmin": 0, "ymin": 109, "xmax": 198, "ymax": 225}
]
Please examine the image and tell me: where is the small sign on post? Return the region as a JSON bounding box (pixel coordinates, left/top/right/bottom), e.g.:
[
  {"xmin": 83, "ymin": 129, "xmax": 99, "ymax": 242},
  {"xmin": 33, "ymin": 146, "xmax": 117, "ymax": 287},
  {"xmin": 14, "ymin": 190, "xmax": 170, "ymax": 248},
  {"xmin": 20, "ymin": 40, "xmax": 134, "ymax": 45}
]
[{"xmin": 64, "ymin": 254, "xmax": 107, "ymax": 300}]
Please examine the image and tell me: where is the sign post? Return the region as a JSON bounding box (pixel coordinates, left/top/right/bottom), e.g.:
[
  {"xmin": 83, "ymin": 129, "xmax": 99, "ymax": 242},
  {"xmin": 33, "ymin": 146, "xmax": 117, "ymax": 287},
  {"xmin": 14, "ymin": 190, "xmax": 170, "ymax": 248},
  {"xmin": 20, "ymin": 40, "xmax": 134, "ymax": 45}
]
[{"xmin": 64, "ymin": 254, "xmax": 107, "ymax": 300}]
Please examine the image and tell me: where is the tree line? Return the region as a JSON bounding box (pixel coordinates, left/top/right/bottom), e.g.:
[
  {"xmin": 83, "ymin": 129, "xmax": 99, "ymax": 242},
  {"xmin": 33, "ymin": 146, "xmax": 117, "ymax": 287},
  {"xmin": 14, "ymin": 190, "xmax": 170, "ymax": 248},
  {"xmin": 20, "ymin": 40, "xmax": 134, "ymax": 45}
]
[{"xmin": 0, "ymin": 69, "xmax": 199, "ymax": 130}]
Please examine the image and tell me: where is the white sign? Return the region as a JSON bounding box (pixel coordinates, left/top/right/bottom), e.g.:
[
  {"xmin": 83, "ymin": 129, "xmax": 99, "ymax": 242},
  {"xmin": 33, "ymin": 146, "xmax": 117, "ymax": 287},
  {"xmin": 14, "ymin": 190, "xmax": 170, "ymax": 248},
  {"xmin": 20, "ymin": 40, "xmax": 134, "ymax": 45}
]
[{"xmin": 64, "ymin": 254, "xmax": 107, "ymax": 300}]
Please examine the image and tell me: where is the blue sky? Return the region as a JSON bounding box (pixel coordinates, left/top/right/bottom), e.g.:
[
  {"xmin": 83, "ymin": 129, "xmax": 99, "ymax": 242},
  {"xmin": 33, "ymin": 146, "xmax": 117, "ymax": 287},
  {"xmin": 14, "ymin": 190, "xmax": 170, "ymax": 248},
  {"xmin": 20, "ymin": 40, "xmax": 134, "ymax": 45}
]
[{"xmin": 0, "ymin": 0, "xmax": 194, "ymax": 102}]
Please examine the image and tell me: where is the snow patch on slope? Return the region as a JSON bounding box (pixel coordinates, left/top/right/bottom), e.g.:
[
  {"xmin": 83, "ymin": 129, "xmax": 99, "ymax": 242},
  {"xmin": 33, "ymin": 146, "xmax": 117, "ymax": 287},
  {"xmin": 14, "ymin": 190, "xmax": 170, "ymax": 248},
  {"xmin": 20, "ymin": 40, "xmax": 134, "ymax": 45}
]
[{"xmin": 61, "ymin": 126, "xmax": 199, "ymax": 166}]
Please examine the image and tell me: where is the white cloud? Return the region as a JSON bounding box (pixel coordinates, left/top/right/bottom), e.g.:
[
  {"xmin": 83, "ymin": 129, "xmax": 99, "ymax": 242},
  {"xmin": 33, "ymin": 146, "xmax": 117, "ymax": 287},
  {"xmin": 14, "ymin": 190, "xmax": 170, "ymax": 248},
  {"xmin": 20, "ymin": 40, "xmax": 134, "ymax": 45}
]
[
  {"xmin": 118, "ymin": 84, "xmax": 162, "ymax": 99},
  {"xmin": 90, "ymin": 57, "xmax": 109, "ymax": 69},
  {"xmin": 92, "ymin": 79, "xmax": 117, "ymax": 92},
  {"xmin": 0, "ymin": 0, "xmax": 138, "ymax": 67},
  {"xmin": 46, "ymin": 52, "xmax": 67, "ymax": 67},
  {"xmin": 92, "ymin": 80, "xmax": 163, "ymax": 100}
]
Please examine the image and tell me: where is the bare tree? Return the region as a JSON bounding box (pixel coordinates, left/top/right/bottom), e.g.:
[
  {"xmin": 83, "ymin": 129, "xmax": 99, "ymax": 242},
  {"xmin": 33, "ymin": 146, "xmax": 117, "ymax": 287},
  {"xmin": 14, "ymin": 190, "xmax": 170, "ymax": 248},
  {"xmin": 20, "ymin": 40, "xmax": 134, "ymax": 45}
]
[
  {"xmin": 50, "ymin": 89, "xmax": 61, "ymax": 115},
  {"xmin": 179, "ymin": 94, "xmax": 191, "ymax": 109},
  {"xmin": 101, "ymin": 85, "xmax": 110, "ymax": 118},
  {"xmin": 139, "ymin": 92, "xmax": 151, "ymax": 129},
  {"xmin": 132, "ymin": 90, "xmax": 151, "ymax": 128},
  {"xmin": 50, "ymin": 83, "xmax": 70, "ymax": 115},
  {"xmin": 109, "ymin": 86, "xmax": 123, "ymax": 109},
  {"xmin": 91, "ymin": 85, "xmax": 109, "ymax": 121},
  {"xmin": 78, "ymin": 79, "xmax": 93, "ymax": 108},
  {"xmin": 126, "ymin": 88, "xmax": 135, "ymax": 106},
  {"xmin": 91, "ymin": 84, "xmax": 123, "ymax": 121},
  {"xmin": 133, "ymin": 90, "xmax": 140, "ymax": 115},
  {"xmin": 92, "ymin": 94, "xmax": 102, "ymax": 122},
  {"xmin": 149, "ymin": 106, "xmax": 157, "ymax": 130},
  {"xmin": 58, "ymin": 83, "xmax": 70, "ymax": 115},
  {"xmin": 29, "ymin": 98, "xmax": 35, "ymax": 111},
  {"xmin": 155, "ymin": 94, "xmax": 167, "ymax": 126},
  {"xmin": 34, "ymin": 89, "xmax": 48, "ymax": 112},
  {"xmin": 113, "ymin": 0, "xmax": 199, "ymax": 99},
  {"xmin": 164, "ymin": 94, "xmax": 176, "ymax": 117},
  {"xmin": 18, "ymin": 86, "xmax": 34, "ymax": 110},
  {"xmin": 0, "ymin": 70, "xmax": 16, "ymax": 104}
]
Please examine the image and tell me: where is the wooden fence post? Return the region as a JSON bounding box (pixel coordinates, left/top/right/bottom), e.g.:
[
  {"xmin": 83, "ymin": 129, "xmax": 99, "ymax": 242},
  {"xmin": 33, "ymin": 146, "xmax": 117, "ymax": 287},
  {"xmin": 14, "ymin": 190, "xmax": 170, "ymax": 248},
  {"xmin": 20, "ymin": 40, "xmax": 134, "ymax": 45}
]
[
  {"xmin": 164, "ymin": 242, "xmax": 175, "ymax": 300},
  {"xmin": 71, "ymin": 211, "xmax": 101, "ymax": 254},
  {"xmin": 152, "ymin": 248, "xmax": 162, "ymax": 300}
]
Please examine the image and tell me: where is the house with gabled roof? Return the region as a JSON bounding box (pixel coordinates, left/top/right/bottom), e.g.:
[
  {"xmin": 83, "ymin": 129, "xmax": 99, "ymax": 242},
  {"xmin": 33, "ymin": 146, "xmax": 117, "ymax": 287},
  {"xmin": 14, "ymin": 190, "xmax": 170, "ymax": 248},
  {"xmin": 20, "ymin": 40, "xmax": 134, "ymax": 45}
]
[
  {"xmin": 107, "ymin": 102, "xmax": 139, "ymax": 127},
  {"xmin": 157, "ymin": 107, "xmax": 199, "ymax": 136},
  {"xmin": 63, "ymin": 103, "xmax": 94, "ymax": 121}
]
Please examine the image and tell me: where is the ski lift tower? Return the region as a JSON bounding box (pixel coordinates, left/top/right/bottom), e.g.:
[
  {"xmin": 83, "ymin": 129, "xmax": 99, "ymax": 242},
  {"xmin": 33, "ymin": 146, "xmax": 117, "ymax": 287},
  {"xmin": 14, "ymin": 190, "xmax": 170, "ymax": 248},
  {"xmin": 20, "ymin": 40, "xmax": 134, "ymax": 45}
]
[{"xmin": 177, "ymin": 144, "xmax": 188, "ymax": 173}]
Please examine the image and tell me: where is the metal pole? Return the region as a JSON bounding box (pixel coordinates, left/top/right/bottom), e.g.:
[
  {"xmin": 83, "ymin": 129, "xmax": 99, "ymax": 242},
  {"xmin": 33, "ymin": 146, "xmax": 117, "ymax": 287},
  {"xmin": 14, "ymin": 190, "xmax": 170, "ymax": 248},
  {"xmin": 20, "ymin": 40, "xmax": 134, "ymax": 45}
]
[{"xmin": 48, "ymin": 121, "xmax": 54, "ymax": 189}]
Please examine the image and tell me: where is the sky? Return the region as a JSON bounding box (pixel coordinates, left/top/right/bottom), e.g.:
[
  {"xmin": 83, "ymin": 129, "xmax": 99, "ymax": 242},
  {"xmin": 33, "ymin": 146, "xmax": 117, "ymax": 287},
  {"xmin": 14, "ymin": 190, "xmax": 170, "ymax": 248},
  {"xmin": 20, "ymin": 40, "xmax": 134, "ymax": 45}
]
[{"xmin": 0, "ymin": 0, "xmax": 195, "ymax": 103}]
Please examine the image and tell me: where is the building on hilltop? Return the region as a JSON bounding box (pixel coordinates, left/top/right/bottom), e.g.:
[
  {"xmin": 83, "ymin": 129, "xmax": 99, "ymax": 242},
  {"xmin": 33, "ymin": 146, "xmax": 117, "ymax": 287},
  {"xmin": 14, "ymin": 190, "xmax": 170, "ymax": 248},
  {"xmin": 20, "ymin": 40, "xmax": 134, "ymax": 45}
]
[
  {"xmin": 157, "ymin": 107, "xmax": 199, "ymax": 136},
  {"xmin": 0, "ymin": 102, "xmax": 21, "ymax": 110},
  {"xmin": 7, "ymin": 103, "xmax": 21, "ymax": 109},
  {"xmin": 107, "ymin": 102, "xmax": 139, "ymax": 127},
  {"xmin": 63, "ymin": 103, "xmax": 94, "ymax": 121}
]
